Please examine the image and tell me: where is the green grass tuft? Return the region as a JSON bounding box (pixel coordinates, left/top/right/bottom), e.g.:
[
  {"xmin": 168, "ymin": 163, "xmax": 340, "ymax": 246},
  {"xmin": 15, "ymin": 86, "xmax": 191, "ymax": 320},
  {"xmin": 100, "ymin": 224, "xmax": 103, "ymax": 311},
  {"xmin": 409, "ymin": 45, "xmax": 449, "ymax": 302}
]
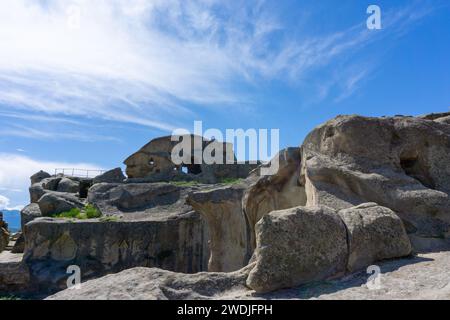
[
  {"xmin": 171, "ymin": 180, "xmax": 200, "ymax": 187},
  {"xmin": 220, "ymin": 178, "xmax": 243, "ymax": 185},
  {"xmin": 53, "ymin": 204, "xmax": 101, "ymax": 220}
]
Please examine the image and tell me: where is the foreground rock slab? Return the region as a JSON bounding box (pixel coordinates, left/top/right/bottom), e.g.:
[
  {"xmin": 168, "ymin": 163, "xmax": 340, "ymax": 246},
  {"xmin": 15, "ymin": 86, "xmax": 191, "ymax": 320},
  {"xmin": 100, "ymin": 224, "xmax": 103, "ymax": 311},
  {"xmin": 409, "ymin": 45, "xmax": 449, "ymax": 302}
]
[
  {"xmin": 47, "ymin": 251, "xmax": 450, "ymax": 300},
  {"xmin": 46, "ymin": 264, "xmax": 253, "ymax": 300},
  {"xmin": 0, "ymin": 252, "xmax": 31, "ymax": 294}
]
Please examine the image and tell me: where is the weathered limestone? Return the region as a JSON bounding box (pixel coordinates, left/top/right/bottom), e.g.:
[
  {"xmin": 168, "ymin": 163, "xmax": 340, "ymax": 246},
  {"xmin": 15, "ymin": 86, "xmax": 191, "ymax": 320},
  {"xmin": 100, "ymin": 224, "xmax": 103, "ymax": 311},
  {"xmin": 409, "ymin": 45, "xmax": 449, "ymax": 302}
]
[
  {"xmin": 301, "ymin": 114, "xmax": 450, "ymax": 252},
  {"xmin": 37, "ymin": 193, "xmax": 84, "ymax": 216},
  {"xmin": 24, "ymin": 214, "xmax": 209, "ymax": 293},
  {"xmin": 57, "ymin": 178, "xmax": 80, "ymax": 193},
  {"xmin": 124, "ymin": 135, "xmax": 258, "ymax": 183},
  {"xmin": 338, "ymin": 203, "xmax": 412, "ymax": 272},
  {"xmin": 30, "ymin": 170, "xmax": 51, "ymax": 185},
  {"xmin": 46, "ymin": 264, "xmax": 253, "ymax": 300},
  {"xmin": 247, "ymin": 206, "xmax": 348, "ymax": 293},
  {"xmin": 188, "ymin": 185, "xmax": 249, "ymax": 272},
  {"xmin": 23, "ymin": 182, "xmax": 210, "ymax": 294},
  {"xmin": 93, "ymin": 168, "xmax": 126, "ymax": 184},
  {"xmin": 243, "ymin": 147, "xmax": 306, "ymax": 250},
  {"xmin": 0, "ymin": 215, "xmax": 9, "ymax": 253},
  {"xmin": 21, "ymin": 203, "xmax": 42, "ymax": 230},
  {"xmin": 0, "ymin": 252, "xmax": 31, "ymax": 294},
  {"xmin": 11, "ymin": 233, "xmax": 25, "ymax": 254}
]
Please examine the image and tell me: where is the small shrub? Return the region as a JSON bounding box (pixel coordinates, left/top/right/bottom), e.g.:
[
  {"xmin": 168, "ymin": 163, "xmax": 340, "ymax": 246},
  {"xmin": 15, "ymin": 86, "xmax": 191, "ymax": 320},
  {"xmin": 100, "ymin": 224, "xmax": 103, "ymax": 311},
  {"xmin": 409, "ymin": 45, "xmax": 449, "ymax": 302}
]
[{"xmin": 85, "ymin": 204, "xmax": 101, "ymax": 219}]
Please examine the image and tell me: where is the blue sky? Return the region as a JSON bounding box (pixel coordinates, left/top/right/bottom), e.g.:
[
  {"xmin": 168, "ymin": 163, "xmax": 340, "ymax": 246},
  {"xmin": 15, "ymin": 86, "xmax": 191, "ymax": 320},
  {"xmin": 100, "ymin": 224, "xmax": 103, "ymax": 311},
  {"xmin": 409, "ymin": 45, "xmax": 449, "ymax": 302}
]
[{"xmin": 0, "ymin": 0, "xmax": 449, "ymax": 208}]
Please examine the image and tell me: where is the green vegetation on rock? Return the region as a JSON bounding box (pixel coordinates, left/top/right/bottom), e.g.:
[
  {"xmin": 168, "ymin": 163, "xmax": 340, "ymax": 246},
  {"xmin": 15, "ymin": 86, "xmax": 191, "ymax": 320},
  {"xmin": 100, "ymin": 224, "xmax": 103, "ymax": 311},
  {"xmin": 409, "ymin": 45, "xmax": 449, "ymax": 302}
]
[
  {"xmin": 171, "ymin": 180, "xmax": 200, "ymax": 187},
  {"xmin": 220, "ymin": 178, "xmax": 243, "ymax": 185},
  {"xmin": 53, "ymin": 204, "xmax": 101, "ymax": 220}
]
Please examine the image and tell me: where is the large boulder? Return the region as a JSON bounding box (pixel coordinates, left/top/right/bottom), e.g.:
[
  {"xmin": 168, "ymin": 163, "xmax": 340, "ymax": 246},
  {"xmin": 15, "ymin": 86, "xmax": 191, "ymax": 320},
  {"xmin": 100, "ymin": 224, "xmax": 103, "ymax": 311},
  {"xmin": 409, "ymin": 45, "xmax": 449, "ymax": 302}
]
[
  {"xmin": 29, "ymin": 176, "xmax": 62, "ymax": 203},
  {"xmin": 188, "ymin": 184, "xmax": 249, "ymax": 272},
  {"xmin": 56, "ymin": 178, "xmax": 80, "ymax": 193},
  {"xmin": 46, "ymin": 264, "xmax": 253, "ymax": 300},
  {"xmin": 30, "ymin": 171, "xmax": 51, "ymax": 185},
  {"xmin": 93, "ymin": 168, "xmax": 126, "ymax": 184},
  {"xmin": 37, "ymin": 193, "xmax": 84, "ymax": 216},
  {"xmin": 300, "ymin": 114, "xmax": 450, "ymax": 252},
  {"xmin": 246, "ymin": 206, "xmax": 348, "ymax": 293},
  {"xmin": 0, "ymin": 252, "xmax": 31, "ymax": 294},
  {"xmin": 338, "ymin": 203, "xmax": 412, "ymax": 272},
  {"xmin": 21, "ymin": 203, "xmax": 42, "ymax": 229},
  {"xmin": 11, "ymin": 233, "xmax": 25, "ymax": 254}
]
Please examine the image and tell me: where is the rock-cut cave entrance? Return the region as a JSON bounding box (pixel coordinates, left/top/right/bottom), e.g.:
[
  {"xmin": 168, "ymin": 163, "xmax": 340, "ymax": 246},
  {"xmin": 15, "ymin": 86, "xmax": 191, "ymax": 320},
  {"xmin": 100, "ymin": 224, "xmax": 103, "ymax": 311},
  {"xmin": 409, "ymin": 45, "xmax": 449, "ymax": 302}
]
[
  {"xmin": 182, "ymin": 157, "xmax": 202, "ymax": 175},
  {"xmin": 400, "ymin": 154, "xmax": 435, "ymax": 189}
]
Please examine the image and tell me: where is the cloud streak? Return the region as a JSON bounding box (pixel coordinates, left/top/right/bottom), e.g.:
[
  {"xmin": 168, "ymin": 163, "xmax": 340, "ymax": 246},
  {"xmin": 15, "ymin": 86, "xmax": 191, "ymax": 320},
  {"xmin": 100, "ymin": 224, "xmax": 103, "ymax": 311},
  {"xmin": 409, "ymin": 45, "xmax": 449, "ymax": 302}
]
[
  {"xmin": 0, "ymin": 0, "xmax": 440, "ymax": 134},
  {"xmin": 0, "ymin": 153, "xmax": 103, "ymax": 207}
]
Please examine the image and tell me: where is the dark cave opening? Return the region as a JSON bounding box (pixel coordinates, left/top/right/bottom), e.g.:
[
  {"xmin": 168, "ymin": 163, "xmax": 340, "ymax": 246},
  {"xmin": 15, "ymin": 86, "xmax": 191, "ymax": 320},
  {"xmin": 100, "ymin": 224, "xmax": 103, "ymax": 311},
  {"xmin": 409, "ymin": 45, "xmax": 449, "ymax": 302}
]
[{"xmin": 400, "ymin": 156, "xmax": 435, "ymax": 189}]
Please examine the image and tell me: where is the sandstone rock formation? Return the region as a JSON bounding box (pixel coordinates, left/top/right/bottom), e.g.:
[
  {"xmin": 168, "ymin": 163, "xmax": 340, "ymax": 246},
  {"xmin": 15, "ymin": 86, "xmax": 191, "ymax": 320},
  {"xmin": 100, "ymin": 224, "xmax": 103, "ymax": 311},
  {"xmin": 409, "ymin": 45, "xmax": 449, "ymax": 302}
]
[
  {"xmin": 338, "ymin": 203, "xmax": 412, "ymax": 272},
  {"xmin": 0, "ymin": 213, "xmax": 9, "ymax": 254},
  {"xmin": 30, "ymin": 170, "xmax": 51, "ymax": 185},
  {"xmin": 37, "ymin": 193, "xmax": 84, "ymax": 216},
  {"xmin": 300, "ymin": 114, "xmax": 450, "ymax": 252},
  {"xmin": 93, "ymin": 168, "xmax": 126, "ymax": 184},
  {"xmin": 243, "ymin": 147, "xmax": 306, "ymax": 250},
  {"xmin": 124, "ymin": 135, "xmax": 258, "ymax": 183},
  {"xmin": 0, "ymin": 252, "xmax": 31, "ymax": 294},
  {"xmin": 247, "ymin": 206, "xmax": 348, "ymax": 293},
  {"xmin": 23, "ymin": 182, "xmax": 210, "ymax": 293},
  {"xmin": 56, "ymin": 177, "xmax": 80, "ymax": 193},
  {"xmin": 20, "ymin": 203, "xmax": 42, "ymax": 230},
  {"xmin": 188, "ymin": 184, "xmax": 250, "ymax": 272},
  {"xmin": 2, "ymin": 112, "xmax": 449, "ymax": 300},
  {"xmin": 46, "ymin": 264, "xmax": 253, "ymax": 300}
]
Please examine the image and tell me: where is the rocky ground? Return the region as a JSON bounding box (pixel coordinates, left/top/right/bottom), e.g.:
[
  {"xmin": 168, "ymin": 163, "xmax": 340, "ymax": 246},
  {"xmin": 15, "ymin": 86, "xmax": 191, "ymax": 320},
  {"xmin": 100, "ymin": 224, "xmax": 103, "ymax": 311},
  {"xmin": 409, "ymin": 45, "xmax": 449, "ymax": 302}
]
[{"xmin": 47, "ymin": 251, "xmax": 450, "ymax": 300}]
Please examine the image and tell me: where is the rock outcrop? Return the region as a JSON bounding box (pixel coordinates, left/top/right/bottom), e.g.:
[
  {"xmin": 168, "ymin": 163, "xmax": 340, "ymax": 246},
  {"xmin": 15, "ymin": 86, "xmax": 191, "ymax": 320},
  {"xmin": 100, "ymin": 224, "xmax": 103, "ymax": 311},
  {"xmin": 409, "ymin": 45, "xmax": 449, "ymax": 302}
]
[
  {"xmin": 37, "ymin": 193, "xmax": 84, "ymax": 216},
  {"xmin": 0, "ymin": 213, "xmax": 9, "ymax": 254},
  {"xmin": 0, "ymin": 252, "xmax": 31, "ymax": 294},
  {"xmin": 20, "ymin": 203, "xmax": 42, "ymax": 230},
  {"xmin": 338, "ymin": 203, "xmax": 412, "ymax": 272},
  {"xmin": 243, "ymin": 147, "xmax": 306, "ymax": 250},
  {"xmin": 247, "ymin": 206, "xmax": 348, "ymax": 293},
  {"xmin": 188, "ymin": 184, "xmax": 249, "ymax": 272},
  {"xmin": 300, "ymin": 114, "xmax": 450, "ymax": 252},
  {"xmin": 46, "ymin": 264, "xmax": 253, "ymax": 300},
  {"xmin": 30, "ymin": 170, "xmax": 51, "ymax": 185},
  {"xmin": 93, "ymin": 168, "xmax": 126, "ymax": 184},
  {"xmin": 3, "ymin": 112, "xmax": 449, "ymax": 300},
  {"xmin": 56, "ymin": 178, "xmax": 80, "ymax": 193},
  {"xmin": 23, "ymin": 182, "xmax": 210, "ymax": 294},
  {"xmin": 124, "ymin": 135, "xmax": 258, "ymax": 183}
]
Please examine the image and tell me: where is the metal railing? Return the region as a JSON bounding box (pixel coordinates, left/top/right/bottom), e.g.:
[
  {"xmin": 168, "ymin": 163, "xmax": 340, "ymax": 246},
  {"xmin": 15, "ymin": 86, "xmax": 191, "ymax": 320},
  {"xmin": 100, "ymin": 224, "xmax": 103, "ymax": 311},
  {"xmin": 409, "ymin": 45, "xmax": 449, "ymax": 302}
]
[{"xmin": 54, "ymin": 168, "xmax": 106, "ymax": 178}]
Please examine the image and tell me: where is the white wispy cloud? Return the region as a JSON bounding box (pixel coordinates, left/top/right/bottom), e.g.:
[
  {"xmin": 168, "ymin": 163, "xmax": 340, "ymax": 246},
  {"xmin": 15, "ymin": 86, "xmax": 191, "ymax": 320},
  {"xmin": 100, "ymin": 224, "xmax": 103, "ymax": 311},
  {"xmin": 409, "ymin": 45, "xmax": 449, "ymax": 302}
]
[
  {"xmin": 0, "ymin": 153, "xmax": 103, "ymax": 207},
  {"xmin": 0, "ymin": 0, "xmax": 439, "ymax": 133}
]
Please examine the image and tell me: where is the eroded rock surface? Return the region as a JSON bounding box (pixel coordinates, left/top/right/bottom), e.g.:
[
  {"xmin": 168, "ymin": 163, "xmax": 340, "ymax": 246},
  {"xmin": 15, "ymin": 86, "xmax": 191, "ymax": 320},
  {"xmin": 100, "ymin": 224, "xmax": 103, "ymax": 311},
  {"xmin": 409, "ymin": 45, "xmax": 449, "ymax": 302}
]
[
  {"xmin": 301, "ymin": 114, "xmax": 450, "ymax": 252},
  {"xmin": 188, "ymin": 184, "xmax": 249, "ymax": 272},
  {"xmin": 338, "ymin": 203, "xmax": 412, "ymax": 272},
  {"xmin": 46, "ymin": 264, "xmax": 253, "ymax": 300},
  {"xmin": 247, "ymin": 206, "xmax": 348, "ymax": 293}
]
